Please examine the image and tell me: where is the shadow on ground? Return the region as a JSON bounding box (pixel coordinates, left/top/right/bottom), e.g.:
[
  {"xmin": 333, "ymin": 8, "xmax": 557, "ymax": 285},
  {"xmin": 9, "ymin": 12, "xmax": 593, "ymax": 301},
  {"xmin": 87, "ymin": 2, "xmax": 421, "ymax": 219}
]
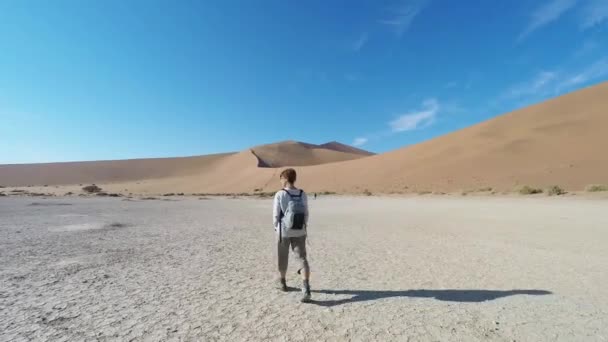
[{"xmin": 311, "ymin": 289, "xmax": 552, "ymax": 307}]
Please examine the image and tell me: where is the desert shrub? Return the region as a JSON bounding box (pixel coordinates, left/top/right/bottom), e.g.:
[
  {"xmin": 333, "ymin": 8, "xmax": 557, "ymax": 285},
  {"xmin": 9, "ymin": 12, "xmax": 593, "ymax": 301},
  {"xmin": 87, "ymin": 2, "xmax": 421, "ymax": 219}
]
[
  {"xmin": 82, "ymin": 184, "xmax": 102, "ymax": 193},
  {"xmin": 0, "ymin": 193, "xmax": 6, "ymax": 197},
  {"xmin": 257, "ymin": 192, "xmax": 275, "ymax": 198},
  {"xmin": 417, "ymin": 190, "xmax": 432, "ymax": 195},
  {"xmin": 64, "ymin": 192, "xmax": 74, "ymax": 196},
  {"xmin": 177, "ymin": 193, "xmax": 185, "ymax": 196},
  {"xmin": 253, "ymin": 188, "xmax": 262, "ymax": 192},
  {"xmin": 163, "ymin": 193, "xmax": 175, "ymax": 196},
  {"xmin": 477, "ymin": 187, "xmax": 493, "ymax": 192},
  {"xmin": 105, "ymin": 222, "xmax": 129, "ymax": 229},
  {"xmin": 96, "ymin": 192, "xmax": 108, "ymax": 197},
  {"xmin": 108, "ymin": 193, "xmax": 122, "ymax": 197},
  {"xmin": 363, "ymin": 189, "xmax": 373, "ymax": 196},
  {"xmin": 586, "ymin": 184, "xmax": 608, "ymax": 192},
  {"xmin": 320, "ymin": 191, "xmax": 336, "ymax": 195},
  {"xmin": 547, "ymin": 185, "xmax": 566, "ymax": 196},
  {"xmin": 519, "ymin": 186, "xmax": 543, "ymax": 195}
]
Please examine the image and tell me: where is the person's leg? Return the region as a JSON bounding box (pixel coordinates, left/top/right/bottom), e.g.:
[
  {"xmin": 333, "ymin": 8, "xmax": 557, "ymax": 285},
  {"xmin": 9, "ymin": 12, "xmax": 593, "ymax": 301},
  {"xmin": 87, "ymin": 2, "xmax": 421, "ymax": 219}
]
[
  {"xmin": 277, "ymin": 236, "xmax": 289, "ymax": 291},
  {"xmin": 292, "ymin": 236, "xmax": 311, "ymax": 302}
]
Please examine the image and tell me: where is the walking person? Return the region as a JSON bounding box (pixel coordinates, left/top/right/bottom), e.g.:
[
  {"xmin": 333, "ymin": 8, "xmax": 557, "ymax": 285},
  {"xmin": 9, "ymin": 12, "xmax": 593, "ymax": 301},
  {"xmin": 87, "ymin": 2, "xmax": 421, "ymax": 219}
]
[{"xmin": 273, "ymin": 168, "xmax": 311, "ymax": 302}]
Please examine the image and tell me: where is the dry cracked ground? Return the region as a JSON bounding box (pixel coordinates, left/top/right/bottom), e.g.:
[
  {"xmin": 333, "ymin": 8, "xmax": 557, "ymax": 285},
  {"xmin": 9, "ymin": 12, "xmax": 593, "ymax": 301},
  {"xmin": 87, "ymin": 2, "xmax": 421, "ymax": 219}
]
[{"xmin": 1, "ymin": 196, "xmax": 607, "ymax": 341}]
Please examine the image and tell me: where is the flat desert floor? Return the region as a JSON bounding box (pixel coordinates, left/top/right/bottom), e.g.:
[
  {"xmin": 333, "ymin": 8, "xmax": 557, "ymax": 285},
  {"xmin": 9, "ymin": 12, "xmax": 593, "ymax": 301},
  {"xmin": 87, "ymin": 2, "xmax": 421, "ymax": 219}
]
[{"xmin": 1, "ymin": 196, "xmax": 607, "ymax": 341}]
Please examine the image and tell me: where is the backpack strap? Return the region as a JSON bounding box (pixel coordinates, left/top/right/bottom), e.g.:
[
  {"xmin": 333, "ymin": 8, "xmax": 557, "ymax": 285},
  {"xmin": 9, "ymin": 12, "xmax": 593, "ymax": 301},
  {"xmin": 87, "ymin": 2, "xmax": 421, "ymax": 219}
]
[{"xmin": 281, "ymin": 188, "xmax": 303, "ymax": 198}]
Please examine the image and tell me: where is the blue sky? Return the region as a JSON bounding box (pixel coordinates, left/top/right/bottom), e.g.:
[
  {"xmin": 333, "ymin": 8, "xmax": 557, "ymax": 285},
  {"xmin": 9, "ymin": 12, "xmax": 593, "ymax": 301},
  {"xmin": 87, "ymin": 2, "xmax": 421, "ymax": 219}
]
[{"xmin": 1, "ymin": 0, "xmax": 607, "ymax": 164}]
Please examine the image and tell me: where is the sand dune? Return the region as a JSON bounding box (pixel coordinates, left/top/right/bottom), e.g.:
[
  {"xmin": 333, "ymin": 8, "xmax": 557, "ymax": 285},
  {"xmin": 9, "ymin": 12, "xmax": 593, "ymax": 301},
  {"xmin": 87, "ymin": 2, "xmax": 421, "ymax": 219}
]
[
  {"xmin": 290, "ymin": 81, "xmax": 608, "ymax": 193},
  {"xmin": 1, "ymin": 82, "xmax": 608, "ymax": 194},
  {"xmin": 251, "ymin": 140, "xmax": 372, "ymax": 167},
  {"xmin": 0, "ymin": 153, "xmax": 233, "ymax": 187}
]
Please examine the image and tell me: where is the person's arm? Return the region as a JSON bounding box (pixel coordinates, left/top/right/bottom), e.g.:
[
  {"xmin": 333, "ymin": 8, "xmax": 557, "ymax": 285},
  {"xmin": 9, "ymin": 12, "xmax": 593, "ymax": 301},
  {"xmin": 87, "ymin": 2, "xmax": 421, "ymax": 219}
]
[
  {"xmin": 272, "ymin": 192, "xmax": 281, "ymax": 231},
  {"xmin": 302, "ymin": 191, "xmax": 309, "ymax": 227}
]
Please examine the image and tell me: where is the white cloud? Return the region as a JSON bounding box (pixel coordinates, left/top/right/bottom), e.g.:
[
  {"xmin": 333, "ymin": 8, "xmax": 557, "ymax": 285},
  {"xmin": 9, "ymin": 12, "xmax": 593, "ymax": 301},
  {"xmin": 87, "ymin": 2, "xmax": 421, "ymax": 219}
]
[
  {"xmin": 352, "ymin": 137, "xmax": 369, "ymax": 147},
  {"xmin": 557, "ymin": 58, "xmax": 608, "ymax": 90},
  {"xmin": 501, "ymin": 58, "xmax": 608, "ymax": 104},
  {"xmin": 505, "ymin": 71, "xmax": 558, "ymax": 99},
  {"xmin": 352, "ymin": 33, "xmax": 369, "ymax": 52},
  {"xmin": 390, "ymin": 99, "xmax": 439, "ymax": 132},
  {"xmin": 379, "ymin": 0, "xmax": 430, "ymax": 37},
  {"xmin": 580, "ymin": 0, "xmax": 608, "ymax": 29},
  {"xmin": 518, "ymin": 0, "xmax": 578, "ymax": 41}
]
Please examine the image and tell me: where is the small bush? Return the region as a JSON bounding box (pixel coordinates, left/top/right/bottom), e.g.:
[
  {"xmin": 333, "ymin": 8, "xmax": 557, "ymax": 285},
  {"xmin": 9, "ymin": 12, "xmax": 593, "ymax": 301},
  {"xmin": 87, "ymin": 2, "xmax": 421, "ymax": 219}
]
[
  {"xmin": 417, "ymin": 190, "xmax": 432, "ymax": 195},
  {"xmin": 82, "ymin": 184, "xmax": 102, "ymax": 193},
  {"xmin": 363, "ymin": 189, "xmax": 373, "ymax": 196},
  {"xmin": 96, "ymin": 192, "xmax": 108, "ymax": 197},
  {"xmin": 64, "ymin": 192, "xmax": 74, "ymax": 196},
  {"xmin": 477, "ymin": 187, "xmax": 493, "ymax": 192},
  {"xmin": 177, "ymin": 193, "xmax": 185, "ymax": 196},
  {"xmin": 320, "ymin": 191, "xmax": 336, "ymax": 195},
  {"xmin": 0, "ymin": 193, "xmax": 6, "ymax": 197},
  {"xmin": 253, "ymin": 188, "xmax": 262, "ymax": 192},
  {"xmin": 163, "ymin": 193, "xmax": 175, "ymax": 197},
  {"xmin": 547, "ymin": 185, "xmax": 566, "ymax": 196},
  {"xmin": 257, "ymin": 192, "xmax": 275, "ymax": 198},
  {"xmin": 586, "ymin": 184, "xmax": 608, "ymax": 192},
  {"xmin": 519, "ymin": 186, "xmax": 543, "ymax": 195}
]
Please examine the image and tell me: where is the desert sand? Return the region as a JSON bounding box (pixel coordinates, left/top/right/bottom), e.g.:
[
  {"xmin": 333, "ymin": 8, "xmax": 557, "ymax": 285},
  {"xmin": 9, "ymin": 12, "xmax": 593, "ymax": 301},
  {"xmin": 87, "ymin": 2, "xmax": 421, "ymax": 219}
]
[
  {"xmin": 2, "ymin": 82, "xmax": 608, "ymax": 195},
  {"xmin": 1, "ymin": 195, "xmax": 607, "ymax": 341}
]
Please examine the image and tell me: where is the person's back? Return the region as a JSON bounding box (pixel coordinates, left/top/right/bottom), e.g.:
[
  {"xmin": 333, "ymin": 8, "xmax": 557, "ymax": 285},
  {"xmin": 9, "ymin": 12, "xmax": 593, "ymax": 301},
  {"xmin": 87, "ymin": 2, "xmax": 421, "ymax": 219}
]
[{"xmin": 273, "ymin": 168, "xmax": 311, "ymax": 302}]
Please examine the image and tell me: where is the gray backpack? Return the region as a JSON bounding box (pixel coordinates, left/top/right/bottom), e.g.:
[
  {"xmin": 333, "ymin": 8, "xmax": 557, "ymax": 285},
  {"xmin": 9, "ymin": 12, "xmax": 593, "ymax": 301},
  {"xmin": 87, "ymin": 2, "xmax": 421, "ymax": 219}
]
[{"xmin": 280, "ymin": 189, "xmax": 306, "ymax": 231}]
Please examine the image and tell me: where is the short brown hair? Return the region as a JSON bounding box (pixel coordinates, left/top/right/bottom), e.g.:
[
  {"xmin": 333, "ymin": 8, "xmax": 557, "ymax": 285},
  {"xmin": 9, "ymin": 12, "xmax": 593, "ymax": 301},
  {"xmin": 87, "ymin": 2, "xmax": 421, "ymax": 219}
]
[{"xmin": 280, "ymin": 168, "xmax": 297, "ymax": 183}]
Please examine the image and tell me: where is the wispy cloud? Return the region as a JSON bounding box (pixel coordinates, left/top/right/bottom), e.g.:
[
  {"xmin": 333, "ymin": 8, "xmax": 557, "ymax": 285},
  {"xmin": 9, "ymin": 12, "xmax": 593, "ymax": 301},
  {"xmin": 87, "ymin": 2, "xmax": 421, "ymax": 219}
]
[
  {"xmin": 557, "ymin": 58, "xmax": 608, "ymax": 90},
  {"xmin": 504, "ymin": 71, "xmax": 558, "ymax": 99},
  {"xmin": 390, "ymin": 99, "xmax": 439, "ymax": 132},
  {"xmin": 379, "ymin": 0, "xmax": 430, "ymax": 37},
  {"xmin": 351, "ymin": 98, "xmax": 441, "ymax": 147},
  {"xmin": 580, "ymin": 0, "xmax": 608, "ymax": 29},
  {"xmin": 352, "ymin": 33, "xmax": 369, "ymax": 52},
  {"xmin": 502, "ymin": 58, "xmax": 608, "ymax": 103},
  {"xmin": 518, "ymin": 0, "xmax": 578, "ymax": 42},
  {"xmin": 352, "ymin": 137, "xmax": 369, "ymax": 147}
]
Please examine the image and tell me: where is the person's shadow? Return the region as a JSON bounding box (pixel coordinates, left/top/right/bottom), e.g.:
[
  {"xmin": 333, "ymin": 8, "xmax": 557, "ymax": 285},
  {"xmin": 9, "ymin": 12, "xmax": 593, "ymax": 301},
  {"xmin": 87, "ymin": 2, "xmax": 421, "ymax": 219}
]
[{"xmin": 311, "ymin": 289, "xmax": 552, "ymax": 307}]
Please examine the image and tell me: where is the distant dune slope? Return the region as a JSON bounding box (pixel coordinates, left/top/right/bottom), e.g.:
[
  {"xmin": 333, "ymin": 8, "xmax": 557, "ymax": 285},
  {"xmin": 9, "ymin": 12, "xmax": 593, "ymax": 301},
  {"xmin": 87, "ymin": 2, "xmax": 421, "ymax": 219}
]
[
  {"xmin": 0, "ymin": 153, "xmax": 234, "ymax": 187},
  {"xmin": 318, "ymin": 141, "xmax": 375, "ymax": 156},
  {"xmin": 289, "ymin": 81, "xmax": 608, "ymax": 193},
  {"xmin": 250, "ymin": 141, "xmax": 372, "ymax": 167}
]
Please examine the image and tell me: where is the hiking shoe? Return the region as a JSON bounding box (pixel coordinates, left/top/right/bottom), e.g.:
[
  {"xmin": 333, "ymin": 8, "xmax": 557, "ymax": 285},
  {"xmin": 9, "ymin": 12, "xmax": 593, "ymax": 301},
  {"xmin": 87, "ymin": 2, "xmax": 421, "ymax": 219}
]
[
  {"xmin": 300, "ymin": 287, "xmax": 312, "ymax": 303},
  {"xmin": 278, "ymin": 278, "xmax": 288, "ymax": 292}
]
